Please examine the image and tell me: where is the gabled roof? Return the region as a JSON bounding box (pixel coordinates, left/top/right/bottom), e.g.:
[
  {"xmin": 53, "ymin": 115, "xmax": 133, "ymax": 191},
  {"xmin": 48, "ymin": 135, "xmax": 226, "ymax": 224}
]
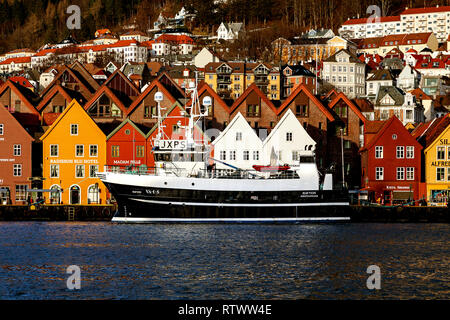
[
  {"xmin": 106, "ymin": 118, "xmax": 148, "ymax": 140},
  {"xmin": 0, "ymin": 99, "xmax": 34, "ymax": 141},
  {"xmin": 323, "ymin": 49, "xmax": 362, "ymax": 64},
  {"xmin": 0, "ymin": 80, "xmax": 40, "ymax": 116},
  {"xmin": 367, "ymin": 68, "xmax": 394, "ymax": 82},
  {"xmin": 36, "ymin": 84, "xmax": 85, "ymax": 112},
  {"xmin": 401, "ymin": 6, "xmax": 450, "ymax": 15},
  {"xmin": 212, "ymin": 112, "xmax": 260, "ymax": 146},
  {"xmin": 278, "ymin": 83, "xmax": 335, "ymax": 121},
  {"xmin": 360, "ymin": 116, "xmax": 420, "ymax": 152},
  {"xmin": 103, "ymin": 69, "xmax": 140, "ymax": 94},
  {"xmin": 353, "ymin": 98, "xmax": 374, "ymax": 113},
  {"xmin": 263, "ymin": 108, "xmax": 315, "ymax": 147},
  {"xmin": 40, "ymin": 65, "xmax": 95, "ymax": 98},
  {"xmin": 40, "ymin": 99, "xmax": 105, "ymax": 141},
  {"xmin": 342, "ymin": 15, "xmax": 400, "ymax": 25},
  {"xmin": 375, "ymin": 86, "xmax": 405, "ymax": 106},
  {"xmin": 328, "ymin": 92, "xmax": 366, "ymax": 123},
  {"xmin": 415, "ymin": 114, "xmax": 450, "ymax": 150},
  {"xmin": 83, "ymin": 85, "xmax": 128, "ymax": 114},
  {"xmin": 185, "ymin": 81, "xmax": 230, "ymax": 111},
  {"xmin": 126, "ymin": 78, "xmax": 177, "ymax": 116},
  {"xmin": 229, "ymin": 83, "xmax": 278, "ymax": 115},
  {"xmin": 409, "ymin": 88, "xmax": 432, "ymax": 101},
  {"xmin": 157, "ymin": 72, "xmax": 186, "ymax": 100}
]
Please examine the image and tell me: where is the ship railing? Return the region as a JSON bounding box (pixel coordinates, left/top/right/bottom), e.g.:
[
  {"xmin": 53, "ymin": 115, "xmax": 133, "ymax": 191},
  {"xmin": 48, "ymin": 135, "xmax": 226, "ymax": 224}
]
[
  {"xmin": 197, "ymin": 169, "xmax": 300, "ymax": 179},
  {"xmin": 103, "ymin": 166, "xmax": 301, "ymax": 179},
  {"xmin": 104, "ymin": 165, "xmax": 158, "ymax": 175}
]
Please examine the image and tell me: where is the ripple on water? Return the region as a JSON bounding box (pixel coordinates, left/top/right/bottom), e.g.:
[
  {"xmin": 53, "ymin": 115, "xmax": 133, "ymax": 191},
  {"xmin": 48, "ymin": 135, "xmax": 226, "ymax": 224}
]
[{"xmin": 0, "ymin": 222, "xmax": 448, "ymax": 299}]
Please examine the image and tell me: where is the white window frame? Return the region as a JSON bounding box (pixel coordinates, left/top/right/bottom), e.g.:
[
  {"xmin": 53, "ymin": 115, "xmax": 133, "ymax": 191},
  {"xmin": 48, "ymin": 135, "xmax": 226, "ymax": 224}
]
[
  {"xmin": 0, "ymin": 124, "xmax": 3, "ymax": 135},
  {"xmin": 50, "ymin": 144, "xmax": 59, "ymax": 157},
  {"xmin": 89, "ymin": 144, "xmax": 98, "ymax": 157},
  {"xmin": 13, "ymin": 164, "xmax": 22, "ymax": 177},
  {"xmin": 70, "ymin": 124, "xmax": 79, "ymax": 136},
  {"xmin": 75, "ymin": 145, "xmax": 84, "ymax": 157},
  {"xmin": 375, "ymin": 146, "xmax": 383, "ymax": 159},
  {"xmin": 13, "ymin": 144, "xmax": 21, "ymax": 156},
  {"xmin": 375, "ymin": 167, "xmax": 384, "ymax": 180},
  {"xmin": 75, "ymin": 165, "xmax": 85, "ymax": 178},
  {"xmin": 406, "ymin": 167, "xmax": 415, "ymax": 180},
  {"xmin": 396, "ymin": 167, "xmax": 405, "ymax": 180},
  {"xmin": 50, "ymin": 164, "xmax": 59, "ymax": 178},
  {"xmin": 89, "ymin": 165, "xmax": 99, "ymax": 178},
  {"xmin": 406, "ymin": 146, "xmax": 414, "ymax": 159},
  {"xmin": 396, "ymin": 146, "xmax": 404, "ymax": 159},
  {"xmin": 437, "ymin": 167, "xmax": 445, "ymax": 181}
]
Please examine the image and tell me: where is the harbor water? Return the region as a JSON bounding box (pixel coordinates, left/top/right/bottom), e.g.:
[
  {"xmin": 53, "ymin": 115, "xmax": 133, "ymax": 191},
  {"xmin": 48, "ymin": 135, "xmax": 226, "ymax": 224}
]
[{"xmin": 0, "ymin": 221, "xmax": 448, "ymax": 299}]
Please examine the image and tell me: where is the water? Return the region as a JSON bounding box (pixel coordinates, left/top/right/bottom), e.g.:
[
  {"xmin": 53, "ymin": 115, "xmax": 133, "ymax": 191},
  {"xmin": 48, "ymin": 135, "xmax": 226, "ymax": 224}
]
[{"xmin": 0, "ymin": 222, "xmax": 448, "ymax": 299}]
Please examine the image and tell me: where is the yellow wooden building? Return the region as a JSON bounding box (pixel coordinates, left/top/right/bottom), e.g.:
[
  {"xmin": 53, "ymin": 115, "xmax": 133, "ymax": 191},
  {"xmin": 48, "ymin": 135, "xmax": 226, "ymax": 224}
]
[
  {"xmin": 423, "ymin": 116, "xmax": 450, "ymax": 205},
  {"xmin": 40, "ymin": 99, "xmax": 108, "ymax": 205}
]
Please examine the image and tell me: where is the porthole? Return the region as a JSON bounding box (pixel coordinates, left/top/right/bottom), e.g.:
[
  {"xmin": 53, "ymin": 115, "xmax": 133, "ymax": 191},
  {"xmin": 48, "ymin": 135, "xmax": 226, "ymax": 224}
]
[
  {"xmin": 392, "ymin": 134, "xmax": 397, "ymax": 140},
  {"xmin": 125, "ymin": 129, "xmax": 131, "ymax": 135}
]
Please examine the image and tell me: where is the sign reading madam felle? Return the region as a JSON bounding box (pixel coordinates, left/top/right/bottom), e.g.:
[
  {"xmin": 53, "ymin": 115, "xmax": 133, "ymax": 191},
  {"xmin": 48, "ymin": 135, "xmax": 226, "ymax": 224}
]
[{"xmin": 157, "ymin": 140, "xmax": 188, "ymax": 150}]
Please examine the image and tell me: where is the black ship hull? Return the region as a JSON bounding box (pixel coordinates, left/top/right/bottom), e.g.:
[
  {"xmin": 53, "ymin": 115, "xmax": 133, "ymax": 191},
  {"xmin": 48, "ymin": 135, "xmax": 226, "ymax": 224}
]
[{"xmin": 105, "ymin": 182, "xmax": 351, "ymax": 223}]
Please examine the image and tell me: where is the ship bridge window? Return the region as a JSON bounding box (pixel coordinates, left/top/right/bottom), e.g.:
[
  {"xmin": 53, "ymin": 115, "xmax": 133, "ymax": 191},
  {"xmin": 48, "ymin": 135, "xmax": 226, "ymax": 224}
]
[{"xmin": 299, "ymin": 156, "xmax": 315, "ymax": 163}]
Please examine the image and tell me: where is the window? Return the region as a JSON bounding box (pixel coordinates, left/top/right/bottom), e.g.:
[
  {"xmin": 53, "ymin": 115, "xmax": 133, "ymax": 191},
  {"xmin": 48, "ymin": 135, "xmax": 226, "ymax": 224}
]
[
  {"xmin": 376, "ymin": 167, "xmax": 384, "ymax": 180},
  {"xmin": 253, "ymin": 151, "xmax": 259, "ymax": 161},
  {"xmin": 246, "ymin": 104, "xmax": 260, "ymax": 117},
  {"xmin": 236, "ymin": 132, "xmax": 242, "ymax": 141},
  {"xmin": 292, "ymin": 151, "xmax": 299, "ymax": 161},
  {"xmin": 286, "ymin": 132, "xmax": 293, "ymax": 141},
  {"xmin": 220, "ymin": 151, "xmax": 226, "ymax": 160},
  {"xmin": 437, "ymin": 167, "xmax": 445, "ymax": 181},
  {"xmin": 50, "ymin": 145, "xmax": 59, "ymax": 157},
  {"xmin": 229, "ymin": 151, "xmax": 236, "ymax": 160},
  {"xmin": 396, "ymin": 146, "xmax": 404, "ymax": 159},
  {"xmin": 296, "ymin": 105, "xmax": 308, "ymax": 117},
  {"xmin": 375, "ymin": 146, "xmax": 383, "ymax": 159},
  {"xmin": 243, "ymin": 150, "xmax": 249, "ymax": 161},
  {"xmin": 397, "ymin": 167, "xmax": 405, "ymax": 180},
  {"xmin": 89, "ymin": 165, "xmax": 99, "ymax": 178},
  {"xmin": 75, "ymin": 145, "xmax": 84, "ymax": 157},
  {"xmin": 15, "ymin": 185, "xmax": 27, "ymax": 202},
  {"xmin": 136, "ymin": 146, "xmax": 144, "ymax": 157},
  {"xmin": 13, "ymin": 144, "xmax": 21, "ymax": 156},
  {"xmin": 0, "ymin": 124, "xmax": 3, "ymax": 135},
  {"xmin": 112, "ymin": 146, "xmax": 120, "ymax": 157},
  {"xmin": 50, "ymin": 164, "xmax": 59, "ymax": 178},
  {"xmin": 406, "ymin": 167, "xmax": 415, "ymax": 180},
  {"xmin": 90, "ymin": 145, "xmax": 98, "ymax": 157},
  {"xmin": 71, "ymin": 124, "xmax": 78, "ymax": 135},
  {"xmin": 75, "ymin": 165, "xmax": 85, "ymax": 178},
  {"xmin": 13, "ymin": 164, "xmax": 22, "ymax": 177},
  {"xmin": 437, "ymin": 146, "xmax": 445, "ymax": 160},
  {"xmin": 344, "ymin": 140, "xmax": 351, "ymax": 149},
  {"xmin": 406, "ymin": 146, "xmax": 414, "ymax": 159}
]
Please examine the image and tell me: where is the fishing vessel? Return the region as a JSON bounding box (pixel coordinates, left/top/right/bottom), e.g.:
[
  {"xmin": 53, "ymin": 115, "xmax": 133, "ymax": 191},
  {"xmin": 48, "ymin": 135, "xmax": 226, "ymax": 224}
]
[{"xmin": 97, "ymin": 78, "xmax": 350, "ymax": 223}]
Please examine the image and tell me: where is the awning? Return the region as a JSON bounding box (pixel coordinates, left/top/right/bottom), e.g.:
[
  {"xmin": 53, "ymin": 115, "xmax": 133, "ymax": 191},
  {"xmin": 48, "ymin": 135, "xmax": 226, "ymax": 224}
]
[{"xmin": 392, "ymin": 191, "xmax": 413, "ymax": 200}]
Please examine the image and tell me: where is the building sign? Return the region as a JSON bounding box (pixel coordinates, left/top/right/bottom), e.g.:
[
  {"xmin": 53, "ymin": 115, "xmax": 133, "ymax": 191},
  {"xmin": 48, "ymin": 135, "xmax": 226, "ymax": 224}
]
[
  {"xmin": 431, "ymin": 161, "xmax": 450, "ymax": 167},
  {"xmin": 385, "ymin": 186, "xmax": 413, "ymax": 190},
  {"xmin": 112, "ymin": 160, "xmax": 142, "ymax": 165},
  {"xmin": 50, "ymin": 159, "xmax": 99, "ymax": 164},
  {"xmin": 157, "ymin": 140, "xmax": 188, "ymax": 150},
  {"xmin": 439, "ymin": 139, "xmax": 450, "ymax": 145},
  {"xmin": 0, "ymin": 158, "xmax": 15, "ymax": 162}
]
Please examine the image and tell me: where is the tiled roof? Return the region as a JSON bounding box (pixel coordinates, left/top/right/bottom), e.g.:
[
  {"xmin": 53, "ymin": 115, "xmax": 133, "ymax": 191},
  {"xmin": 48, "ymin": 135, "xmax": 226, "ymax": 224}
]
[
  {"xmin": 342, "ymin": 16, "xmax": 400, "ymax": 25},
  {"xmin": 401, "ymin": 6, "xmax": 450, "ymax": 15},
  {"xmin": 0, "ymin": 56, "xmax": 31, "ymax": 65}
]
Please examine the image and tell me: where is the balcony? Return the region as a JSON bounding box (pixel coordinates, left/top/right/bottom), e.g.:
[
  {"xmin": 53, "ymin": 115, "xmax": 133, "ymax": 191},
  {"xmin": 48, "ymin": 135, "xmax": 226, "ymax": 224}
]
[
  {"xmin": 217, "ymin": 68, "xmax": 232, "ymax": 75},
  {"xmin": 217, "ymin": 76, "xmax": 231, "ymax": 84},
  {"xmin": 255, "ymin": 76, "xmax": 269, "ymax": 84}
]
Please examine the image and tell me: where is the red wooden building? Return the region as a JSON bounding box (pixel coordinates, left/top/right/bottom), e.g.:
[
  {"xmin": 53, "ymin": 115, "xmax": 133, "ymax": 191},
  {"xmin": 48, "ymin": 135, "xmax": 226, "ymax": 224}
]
[
  {"xmin": 360, "ymin": 116, "xmax": 424, "ymax": 205},
  {"xmin": 0, "ymin": 103, "xmax": 34, "ymax": 204},
  {"xmin": 106, "ymin": 119, "xmax": 152, "ymax": 171}
]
